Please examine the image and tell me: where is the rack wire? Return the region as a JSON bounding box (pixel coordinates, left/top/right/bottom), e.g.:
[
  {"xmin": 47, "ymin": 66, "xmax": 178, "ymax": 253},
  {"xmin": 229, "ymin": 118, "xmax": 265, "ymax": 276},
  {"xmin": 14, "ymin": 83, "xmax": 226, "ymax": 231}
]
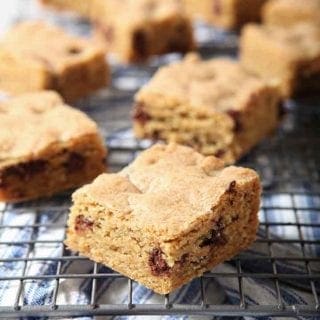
[{"xmin": 0, "ymin": 1, "xmax": 320, "ymax": 318}]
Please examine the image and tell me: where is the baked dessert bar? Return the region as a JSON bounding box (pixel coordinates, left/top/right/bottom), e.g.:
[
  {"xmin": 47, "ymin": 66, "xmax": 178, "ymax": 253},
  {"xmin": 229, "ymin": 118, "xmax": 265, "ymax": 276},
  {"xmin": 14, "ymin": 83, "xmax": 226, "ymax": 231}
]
[
  {"xmin": 0, "ymin": 21, "xmax": 109, "ymax": 101},
  {"xmin": 40, "ymin": 0, "xmax": 92, "ymax": 17},
  {"xmin": 0, "ymin": 91, "xmax": 106, "ymax": 203},
  {"xmin": 240, "ymin": 23, "xmax": 320, "ymax": 98},
  {"xmin": 133, "ymin": 54, "xmax": 281, "ymax": 164},
  {"xmin": 91, "ymin": 0, "xmax": 195, "ymax": 63},
  {"xmin": 65, "ymin": 143, "xmax": 261, "ymax": 294},
  {"xmin": 263, "ymin": 0, "xmax": 320, "ymax": 27},
  {"xmin": 183, "ymin": 0, "xmax": 267, "ymax": 29}
]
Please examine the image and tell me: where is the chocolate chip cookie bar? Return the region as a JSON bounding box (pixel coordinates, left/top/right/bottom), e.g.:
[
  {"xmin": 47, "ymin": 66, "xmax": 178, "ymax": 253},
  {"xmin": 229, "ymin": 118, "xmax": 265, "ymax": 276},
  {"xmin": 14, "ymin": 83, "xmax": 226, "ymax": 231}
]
[
  {"xmin": 92, "ymin": 0, "xmax": 195, "ymax": 63},
  {"xmin": 263, "ymin": 0, "xmax": 320, "ymax": 27},
  {"xmin": 65, "ymin": 143, "xmax": 261, "ymax": 294},
  {"xmin": 240, "ymin": 23, "xmax": 320, "ymax": 97},
  {"xmin": 0, "ymin": 91, "xmax": 107, "ymax": 203},
  {"xmin": 183, "ymin": 0, "xmax": 267, "ymax": 29},
  {"xmin": 133, "ymin": 54, "xmax": 281, "ymax": 164},
  {"xmin": 0, "ymin": 21, "xmax": 109, "ymax": 101}
]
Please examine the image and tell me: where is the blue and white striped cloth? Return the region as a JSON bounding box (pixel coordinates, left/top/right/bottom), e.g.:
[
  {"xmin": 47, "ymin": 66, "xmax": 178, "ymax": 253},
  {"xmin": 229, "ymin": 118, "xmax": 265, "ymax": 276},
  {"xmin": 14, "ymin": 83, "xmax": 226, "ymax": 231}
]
[{"xmin": 0, "ymin": 191, "xmax": 319, "ymax": 320}]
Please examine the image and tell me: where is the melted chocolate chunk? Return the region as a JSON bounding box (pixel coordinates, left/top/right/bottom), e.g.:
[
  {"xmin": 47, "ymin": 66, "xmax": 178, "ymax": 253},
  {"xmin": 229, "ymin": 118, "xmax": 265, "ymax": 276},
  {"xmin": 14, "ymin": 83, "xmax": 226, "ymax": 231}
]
[
  {"xmin": 226, "ymin": 110, "xmax": 242, "ymax": 133},
  {"xmin": 232, "ymin": 215, "xmax": 239, "ymax": 222},
  {"xmin": 75, "ymin": 215, "xmax": 94, "ymax": 233},
  {"xmin": 148, "ymin": 248, "xmax": 171, "ymax": 276},
  {"xmin": 151, "ymin": 130, "xmax": 160, "ymax": 140},
  {"xmin": 64, "ymin": 153, "xmax": 85, "ymax": 173},
  {"xmin": 278, "ymin": 101, "xmax": 287, "ymax": 119},
  {"xmin": 133, "ymin": 103, "xmax": 151, "ymax": 125},
  {"xmin": 166, "ymin": 37, "xmax": 190, "ymax": 54},
  {"xmin": 213, "ymin": 0, "xmax": 222, "ymax": 15},
  {"xmin": 0, "ymin": 177, "xmax": 6, "ymax": 188},
  {"xmin": 0, "ymin": 160, "xmax": 47, "ymax": 182},
  {"xmin": 133, "ymin": 29, "xmax": 148, "ymax": 59},
  {"xmin": 199, "ymin": 218, "xmax": 227, "ymax": 248},
  {"xmin": 214, "ymin": 149, "xmax": 226, "ymax": 158},
  {"xmin": 67, "ymin": 47, "xmax": 82, "ymax": 55},
  {"xmin": 227, "ymin": 180, "xmax": 237, "ymax": 193}
]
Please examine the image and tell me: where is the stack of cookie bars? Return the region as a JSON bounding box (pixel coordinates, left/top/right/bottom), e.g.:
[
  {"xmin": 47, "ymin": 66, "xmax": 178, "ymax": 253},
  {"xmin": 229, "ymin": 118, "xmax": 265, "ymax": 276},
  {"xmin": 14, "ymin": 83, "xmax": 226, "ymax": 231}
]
[{"xmin": 0, "ymin": 0, "xmax": 319, "ymax": 295}]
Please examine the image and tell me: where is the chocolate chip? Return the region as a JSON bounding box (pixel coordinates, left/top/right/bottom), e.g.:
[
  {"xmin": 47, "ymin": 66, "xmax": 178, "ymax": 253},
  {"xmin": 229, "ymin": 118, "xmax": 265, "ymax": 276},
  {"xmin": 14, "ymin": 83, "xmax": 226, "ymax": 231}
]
[
  {"xmin": 67, "ymin": 47, "xmax": 81, "ymax": 55},
  {"xmin": 64, "ymin": 152, "xmax": 85, "ymax": 173},
  {"xmin": 226, "ymin": 110, "xmax": 243, "ymax": 133},
  {"xmin": 151, "ymin": 130, "xmax": 160, "ymax": 140},
  {"xmin": 148, "ymin": 248, "xmax": 171, "ymax": 276},
  {"xmin": 0, "ymin": 160, "xmax": 47, "ymax": 182},
  {"xmin": 133, "ymin": 102, "xmax": 151, "ymax": 125},
  {"xmin": 0, "ymin": 177, "xmax": 6, "ymax": 188},
  {"xmin": 227, "ymin": 180, "xmax": 237, "ymax": 193},
  {"xmin": 167, "ymin": 40, "xmax": 188, "ymax": 54},
  {"xmin": 278, "ymin": 101, "xmax": 286, "ymax": 119},
  {"xmin": 75, "ymin": 215, "xmax": 94, "ymax": 233},
  {"xmin": 232, "ymin": 215, "xmax": 239, "ymax": 222},
  {"xmin": 213, "ymin": 0, "xmax": 222, "ymax": 15},
  {"xmin": 214, "ymin": 149, "xmax": 226, "ymax": 158},
  {"xmin": 133, "ymin": 29, "xmax": 148, "ymax": 59},
  {"xmin": 199, "ymin": 218, "xmax": 227, "ymax": 248}
]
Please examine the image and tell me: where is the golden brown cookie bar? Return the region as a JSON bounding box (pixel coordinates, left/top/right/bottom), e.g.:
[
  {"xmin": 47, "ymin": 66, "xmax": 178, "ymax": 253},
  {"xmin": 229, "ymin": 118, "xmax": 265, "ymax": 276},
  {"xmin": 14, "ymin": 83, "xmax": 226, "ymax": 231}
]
[
  {"xmin": 263, "ymin": 0, "xmax": 320, "ymax": 27},
  {"xmin": 92, "ymin": 0, "xmax": 195, "ymax": 63},
  {"xmin": 133, "ymin": 54, "xmax": 281, "ymax": 164},
  {"xmin": 240, "ymin": 23, "xmax": 320, "ymax": 98},
  {"xmin": 183, "ymin": 0, "xmax": 267, "ymax": 29},
  {"xmin": 0, "ymin": 91, "xmax": 107, "ymax": 203},
  {"xmin": 65, "ymin": 143, "xmax": 261, "ymax": 294},
  {"xmin": 0, "ymin": 21, "xmax": 109, "ymax": 101},
  {"xmin": 41, "ymin": 0, "xmax": 195, "ymax": 63}
]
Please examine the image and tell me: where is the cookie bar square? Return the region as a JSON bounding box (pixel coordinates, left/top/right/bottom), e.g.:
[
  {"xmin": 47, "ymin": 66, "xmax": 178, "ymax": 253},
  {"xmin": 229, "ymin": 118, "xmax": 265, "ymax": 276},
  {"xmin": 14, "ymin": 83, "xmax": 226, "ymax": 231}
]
[
  {"xmin": 65, "ymin": 143, "xmax": 261, "ymax": 294},
  {"xmin": 0, "ymin": 21, "xmax": 109, "ymax": 101},
  {"xmin": 263, "ymin": 0, "xmax": 320, "ymax": 27},
  {"xmin": 183, "ymin": 0, "xmax": 267, "ymax": 29},
  {"xmin": 133, "ymin": 54, "xmax": 281, "ymax": 164},
  {"xmin": 0, "ymin": 91, "xmax": 107, "ymax": 203},
  {"xmin": 240, "ymin": 23, "xmax": 320, "ymax": 97},
  {"xmin": 91, "ymin": 0, "xmax": 195, "ymax": 63}
]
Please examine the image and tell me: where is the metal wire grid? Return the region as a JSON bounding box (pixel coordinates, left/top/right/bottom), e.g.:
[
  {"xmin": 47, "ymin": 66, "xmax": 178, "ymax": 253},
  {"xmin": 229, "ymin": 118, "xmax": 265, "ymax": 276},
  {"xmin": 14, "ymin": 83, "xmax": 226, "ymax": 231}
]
[{"xmin": 0, "ymin": 99, "xmax": 320, "ymax": 318}]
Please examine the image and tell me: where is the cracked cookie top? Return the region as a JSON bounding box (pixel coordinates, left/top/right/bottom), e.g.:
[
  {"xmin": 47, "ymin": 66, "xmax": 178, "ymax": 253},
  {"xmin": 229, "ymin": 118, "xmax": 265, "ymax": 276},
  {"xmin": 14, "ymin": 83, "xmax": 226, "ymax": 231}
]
[
  {"xmin": 73, "ymin": 143, "xmax": 261, "ymax": 240},
  {"xmin": 0, "ymin": 21, "xmax": 104, "ymax": 73},
  {"xmin": 135, "ymin": 54, "xmax": 278, "ymax": 113},
  {"xmin": 0, "ymin": 91, "xmax": 100, "ymax": 165}
]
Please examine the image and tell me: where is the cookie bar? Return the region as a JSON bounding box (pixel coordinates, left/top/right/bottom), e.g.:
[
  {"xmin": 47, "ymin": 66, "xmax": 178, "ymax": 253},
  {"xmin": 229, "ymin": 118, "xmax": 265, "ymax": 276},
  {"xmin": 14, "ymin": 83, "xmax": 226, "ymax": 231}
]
[
  {"xmin": 40, "ymin": 0, "xmax": 92, "ymax": 17},
  {"xmin": 65, "ymin": 143, "xmax": 261, "ymax": 294},
  {"xmin": 240, "ymin": 23, "xmax": 320, "ymax": 97},
  {"xmin": 91, "ymin": 0, "xmax": 195, "ymax": 63},
  {"xmin": 133, "ymin": 54, "xmax": 281, "ymax": 164},
  {"xmin": 183, "ymin": 0, "xmax": 267, "ymax": 29},
  {"xmin": 0, "ymin": 91, "xmax": 106, "ymax": 203},
  {"xmin": 0, "ymin": 21, "xmax": 109, "ymax": 101},
  {"xmin": 263, "ymin": 0, "xmax": 320, "ymax": 27}
]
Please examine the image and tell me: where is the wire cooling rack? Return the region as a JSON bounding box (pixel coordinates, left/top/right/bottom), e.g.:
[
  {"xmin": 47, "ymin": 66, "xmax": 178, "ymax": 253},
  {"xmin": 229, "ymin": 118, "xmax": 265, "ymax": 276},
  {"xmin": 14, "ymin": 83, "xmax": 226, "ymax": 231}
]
[
  {"xmin": 0, "ymin": 1, "xmax": 320, "ymax": 318},
  {"xmin": 0, "ymin": 98, "xmax": 319, "ymax": 318}
]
